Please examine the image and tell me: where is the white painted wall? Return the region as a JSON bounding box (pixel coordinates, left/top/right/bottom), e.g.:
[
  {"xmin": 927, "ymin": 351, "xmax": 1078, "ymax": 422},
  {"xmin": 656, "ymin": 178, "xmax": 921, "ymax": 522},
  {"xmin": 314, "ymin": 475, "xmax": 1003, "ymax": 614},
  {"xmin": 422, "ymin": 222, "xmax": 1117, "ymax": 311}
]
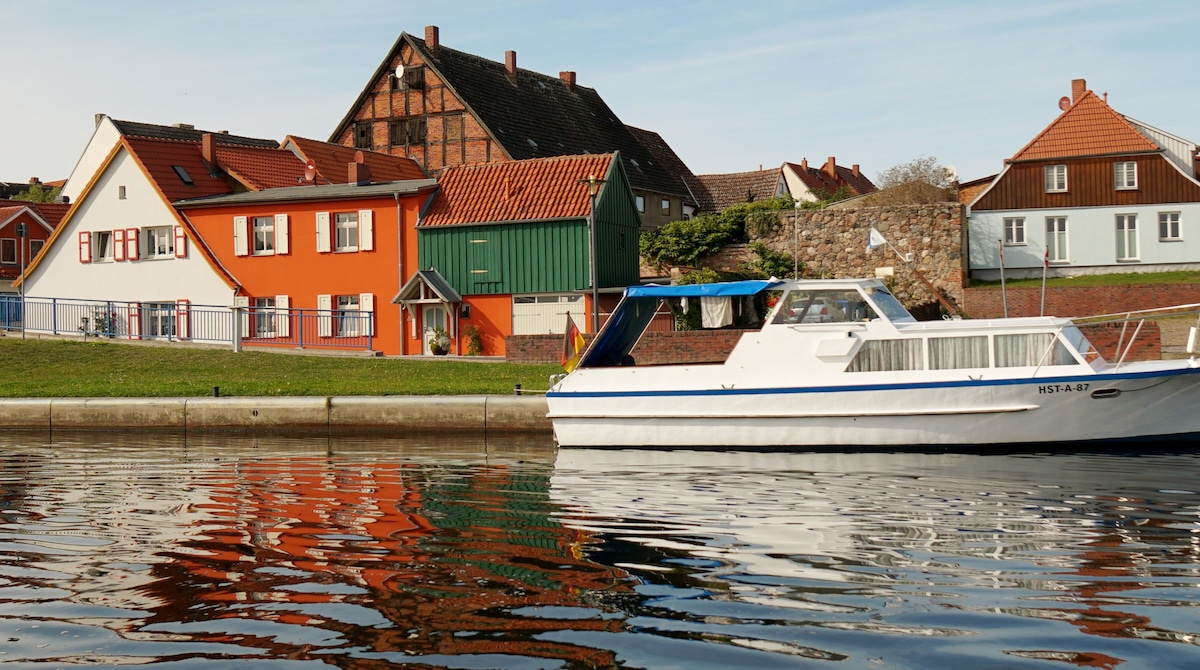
[
  {"xmin": 61, "ymin": 116, "xmax": 121, "ymax": 205},
  {"xmin": 969, "ymin": 202, "xmax": 1200, "ymax": 279},
  {"xmin": 781, "ymin": 165, "xmax": 818, "ymax": 203},
  {"xmin": 24, "ymin": 147, "xmax": 233, "ymax": 306}
]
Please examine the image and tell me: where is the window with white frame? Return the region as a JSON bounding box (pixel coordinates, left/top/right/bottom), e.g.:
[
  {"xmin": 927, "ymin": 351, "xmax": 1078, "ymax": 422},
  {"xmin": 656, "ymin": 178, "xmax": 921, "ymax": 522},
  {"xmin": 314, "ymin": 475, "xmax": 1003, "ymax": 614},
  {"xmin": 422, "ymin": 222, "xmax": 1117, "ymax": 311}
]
[
  {"xmin": 253, "ymin": 297, "xmax": 276, "ymax": 337},
  {"xmin": 142, "ymin": 302, "xmax": 175, "ymax": 338},
  {"xmin": 1116, "ymin": 214, "xmax": 1138, "ymax": 260},
  {"xmin": 0, "ymin": 239, "xmax": 14, "ymax": 264},
  {"xmin": 144, "ymin": 226, "xmax": 174, "ymax": 258},
  {"xmin": 93, "ymin": 231, "xmax": 113, "ymax": 262},
  {"xmin": 252, "ymin": 216, "xmax": 275, "ymax": 255},
  {"xmin": 995, "ymin": 333, "xmax": 1075, "ymax": 367},
  {"xmin": 336, "ymin": 294, "xmax": 360, "ymax": 337},
  {"xmin": 928, "ymin": 336, "xmax": 989, "ymax": 370},
  {"xmin": 847, "ymin": 339, "xmax": 923, "ymax": 372},
  {"xmin": 635, "ymin": 196, "xmax": 645, "ymax": 214},
  {"xmin": 335, "ymin": 212, "xmax": 359, "ymax": 251},
  {"xmin": 1114, "ymin": 161, "xmax": 1137, "ymax": 190},
  {"xmin": 29, "ymin": 239, "xmax": 43, "ymax": 259},
  {"xmin": 1044, "ymin": 164, "xmax": 1067, "ymax": 192},
  {"xmin": 1159, "ymin": 212, "xmax": 1181, "ymax": 241},
  {"xmin": 1046, "ymin": 216, "xmax": 1067, "ymax": 262},
  {"xmin": 1003, "ymin": 217, "xmax": 1026, "ymax": 245}
]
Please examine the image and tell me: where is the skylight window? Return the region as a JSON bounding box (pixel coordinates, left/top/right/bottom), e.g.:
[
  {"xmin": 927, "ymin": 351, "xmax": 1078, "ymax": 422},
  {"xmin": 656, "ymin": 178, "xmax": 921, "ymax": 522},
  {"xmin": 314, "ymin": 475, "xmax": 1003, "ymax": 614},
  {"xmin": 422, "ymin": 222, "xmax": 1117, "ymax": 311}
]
[
  {"xmin": 527, "ymin": 139, "xmax": 538, "ymax": 149},
  {"xmin": 172, "ymin": 165, "xmax": 194, "ymax": 186}
]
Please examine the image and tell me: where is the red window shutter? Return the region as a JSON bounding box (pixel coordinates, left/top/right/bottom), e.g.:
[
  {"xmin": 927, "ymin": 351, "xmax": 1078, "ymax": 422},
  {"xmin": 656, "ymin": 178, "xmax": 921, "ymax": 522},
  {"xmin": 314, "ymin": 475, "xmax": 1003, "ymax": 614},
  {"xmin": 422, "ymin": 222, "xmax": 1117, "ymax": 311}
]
[
  {"xmin": 174, "ymin": 226, "xmax": 188, "ymax": 258},
  {"xmin": 125, "ymin": 228, "xmax": 140, "ymax": 260},
  {"xmin": 113, "ymin": 229, "xmax": 126, "ymax": 261},
  {"xmin": 78, "ymin": 232, "xmax": 91, "ymax": 263},
  {"xmin": 176, "ymin": 299, "xmax": 190, "ymax": 340}
]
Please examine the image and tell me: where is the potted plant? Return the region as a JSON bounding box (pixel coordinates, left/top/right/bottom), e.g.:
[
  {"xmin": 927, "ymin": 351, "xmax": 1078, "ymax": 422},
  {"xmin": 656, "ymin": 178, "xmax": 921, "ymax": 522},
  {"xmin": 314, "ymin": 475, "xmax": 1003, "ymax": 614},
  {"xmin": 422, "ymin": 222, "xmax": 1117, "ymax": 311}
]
[{"xmin": 429, "ymin": 326, "xmax": 451, "ymax": 355}]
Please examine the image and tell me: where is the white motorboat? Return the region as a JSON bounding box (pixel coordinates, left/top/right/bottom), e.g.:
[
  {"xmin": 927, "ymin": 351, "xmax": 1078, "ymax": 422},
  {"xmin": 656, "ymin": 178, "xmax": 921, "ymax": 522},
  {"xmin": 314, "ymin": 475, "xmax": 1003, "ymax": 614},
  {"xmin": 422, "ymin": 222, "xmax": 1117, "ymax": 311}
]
[{"xmin": 546, "ymin": 278, "xmax": 1200, "ymax": 448}]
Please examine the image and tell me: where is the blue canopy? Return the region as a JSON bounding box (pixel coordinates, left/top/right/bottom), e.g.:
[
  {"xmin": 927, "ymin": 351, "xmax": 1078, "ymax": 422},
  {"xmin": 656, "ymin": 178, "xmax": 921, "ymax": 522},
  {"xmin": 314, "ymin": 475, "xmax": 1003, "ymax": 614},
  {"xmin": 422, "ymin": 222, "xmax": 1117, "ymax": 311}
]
[{"xmin": 578, "ymin": 280, "xmax": 782, "ymax": 368}]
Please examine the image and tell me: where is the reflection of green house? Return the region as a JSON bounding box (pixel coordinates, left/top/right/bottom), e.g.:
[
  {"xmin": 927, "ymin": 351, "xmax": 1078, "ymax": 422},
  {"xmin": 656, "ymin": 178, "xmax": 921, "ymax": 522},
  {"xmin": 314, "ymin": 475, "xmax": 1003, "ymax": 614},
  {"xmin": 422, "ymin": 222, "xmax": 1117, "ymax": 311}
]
[{"xmin": 412, "ymin": 152, "xmax": 640, "ymax": 356}]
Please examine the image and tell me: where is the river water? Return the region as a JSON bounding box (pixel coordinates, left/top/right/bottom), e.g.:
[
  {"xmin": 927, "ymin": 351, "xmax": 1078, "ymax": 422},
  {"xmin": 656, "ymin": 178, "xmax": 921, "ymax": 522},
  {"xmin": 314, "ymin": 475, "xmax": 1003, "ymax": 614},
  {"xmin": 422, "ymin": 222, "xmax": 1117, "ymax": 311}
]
[{"xmin": 0, "ymin": 433, "xmax": 1197, "ymax": 669}]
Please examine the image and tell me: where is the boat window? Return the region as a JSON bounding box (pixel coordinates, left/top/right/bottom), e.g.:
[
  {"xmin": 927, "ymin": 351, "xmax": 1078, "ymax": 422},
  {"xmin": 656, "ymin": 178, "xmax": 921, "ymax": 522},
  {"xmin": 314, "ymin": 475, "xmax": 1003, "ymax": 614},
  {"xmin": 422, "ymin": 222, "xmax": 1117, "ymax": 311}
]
[
  {"xmin": 772, "ymin": 289, "xmax": 877, "ymax": 325},
  {"xmin": 994, "ymin": 333, "xmax": 1076, "ymax": 367},
  {"xmin": 929, "ymin": 336, "xmax": 989, "ymax": 370},
  {"xmin": 1061, "ymin": 326, "xmax": 1103, "ymax": 363},
  {"xmin": 847, "ymin": 339, "xmax": 923, "ymax": 372},
  {"xmin": 863, "ymin": 286, "xmax": 915, "ymax": 322}
]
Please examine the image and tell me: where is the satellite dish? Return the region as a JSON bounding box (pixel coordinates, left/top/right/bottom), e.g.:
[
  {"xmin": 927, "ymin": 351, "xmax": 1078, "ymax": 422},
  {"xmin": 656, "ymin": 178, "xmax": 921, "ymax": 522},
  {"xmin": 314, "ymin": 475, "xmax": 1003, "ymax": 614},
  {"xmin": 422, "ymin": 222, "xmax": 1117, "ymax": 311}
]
[
  {"xmin": 303, "ymin": 160, "xmax": 317, "ymax": 183},
  {"xmin": 1058, "ymin": 96, "xmax": 1071, "ymax": 111}
]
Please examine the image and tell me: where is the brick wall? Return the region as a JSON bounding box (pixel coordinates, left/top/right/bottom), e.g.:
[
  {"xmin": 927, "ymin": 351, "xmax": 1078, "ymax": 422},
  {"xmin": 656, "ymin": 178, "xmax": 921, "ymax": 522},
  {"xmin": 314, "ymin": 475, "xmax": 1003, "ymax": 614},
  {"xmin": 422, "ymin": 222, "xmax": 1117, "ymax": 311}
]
[
  {"xmin": 1079, "ymin": 322, "xmax": 1160, "ymax": 362},
  {"xmin": 963, "ymin": 284, "xmax": 1200, "ymax": 318}
]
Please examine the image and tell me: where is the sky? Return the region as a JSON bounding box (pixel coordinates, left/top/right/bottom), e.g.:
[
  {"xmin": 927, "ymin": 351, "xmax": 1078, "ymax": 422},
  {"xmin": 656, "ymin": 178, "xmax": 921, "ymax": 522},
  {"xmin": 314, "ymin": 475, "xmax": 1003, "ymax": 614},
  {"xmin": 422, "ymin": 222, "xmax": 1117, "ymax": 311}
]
[{"xmin": 4, "ymin": 0, "xmax": 1200, "ymax": 188}]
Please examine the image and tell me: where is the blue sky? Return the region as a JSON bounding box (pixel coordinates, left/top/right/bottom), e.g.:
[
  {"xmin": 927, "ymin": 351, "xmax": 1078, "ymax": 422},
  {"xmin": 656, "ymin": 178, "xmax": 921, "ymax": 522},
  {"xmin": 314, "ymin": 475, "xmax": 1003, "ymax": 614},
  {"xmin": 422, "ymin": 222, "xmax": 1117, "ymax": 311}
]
[{"xmin": 4, "ymin": 0, "xmax": 1200, "ymax": 187}]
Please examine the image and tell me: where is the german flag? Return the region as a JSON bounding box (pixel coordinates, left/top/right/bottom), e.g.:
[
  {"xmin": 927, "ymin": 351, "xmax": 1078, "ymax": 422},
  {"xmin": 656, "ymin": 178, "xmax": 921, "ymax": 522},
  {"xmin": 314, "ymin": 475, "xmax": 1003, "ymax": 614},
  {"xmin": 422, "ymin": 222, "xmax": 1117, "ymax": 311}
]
[{"xmin": 561, "ymin": 313, "xmax": 586, "ymax": 372}]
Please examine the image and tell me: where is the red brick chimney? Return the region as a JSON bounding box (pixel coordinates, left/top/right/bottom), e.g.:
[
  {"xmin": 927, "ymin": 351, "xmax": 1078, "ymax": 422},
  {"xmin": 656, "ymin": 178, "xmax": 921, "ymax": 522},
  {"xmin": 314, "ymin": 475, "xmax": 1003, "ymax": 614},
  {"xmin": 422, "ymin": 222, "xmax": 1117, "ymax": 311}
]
[
  {"xmin": 852, "ymin": 164, "xmax": 860, "ymax": 178},
  {"xmin": 505, "ymin": 50, "xmax": 517, "ymax": 78},
  {"xmin": 823, "ymin": 156, "xmax": 837, "ymax": 179},
  {"xmin": 349, "ymin": 150, "xmax": 371, "ymax": 185},
  {"xmin": 425, "ymin": 25, "xmax": 439, "ymax": 52},
  {"xmin": 28, "ymin": 177, "xmax": 40, "ymax": 185},
  {"xmin": 202, "ymin": 133, "xmax": 217, "ymax": 168},
  {"xmin": 800, "ymin": 158, "xmax": 808, "ymax": 171},
  {"xmin": 559, "ymin": 71, "xmax": 576, "ymax": 90},
  {"xmin": 1072, "ymin": 78, "xmax": 1086, "ymax": 104}
]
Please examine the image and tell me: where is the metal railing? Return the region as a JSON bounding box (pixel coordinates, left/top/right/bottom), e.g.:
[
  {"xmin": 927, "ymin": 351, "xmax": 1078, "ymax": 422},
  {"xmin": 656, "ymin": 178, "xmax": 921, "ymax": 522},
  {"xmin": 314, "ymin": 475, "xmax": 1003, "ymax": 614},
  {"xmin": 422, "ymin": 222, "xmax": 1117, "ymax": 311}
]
[{"xmin": 11, "ymin": 296, "xmax": 375, "ymax": 352}]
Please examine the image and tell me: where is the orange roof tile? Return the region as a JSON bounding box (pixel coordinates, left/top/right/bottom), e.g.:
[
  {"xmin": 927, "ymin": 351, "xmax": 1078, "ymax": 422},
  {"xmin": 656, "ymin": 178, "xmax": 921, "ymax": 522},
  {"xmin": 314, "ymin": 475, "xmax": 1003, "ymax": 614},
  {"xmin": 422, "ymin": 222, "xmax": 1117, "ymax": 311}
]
[
  {"xmin": 1012, "ymin": 90, "xmax": 1160, "ymax": 162},
  {"xmin": 123, "ymin": 137, "xmax": 235, "ymax": 202},
  {"xmin": 284, "ymin": 136, "xmax": 428, "ymax": 183},
  {"xmin": 215, "ymin": 145, "xmax": 317, "ymax": 190},
  {"xmin": 422, "ymin": 154, "xmax": 614, "ymax": 227}
]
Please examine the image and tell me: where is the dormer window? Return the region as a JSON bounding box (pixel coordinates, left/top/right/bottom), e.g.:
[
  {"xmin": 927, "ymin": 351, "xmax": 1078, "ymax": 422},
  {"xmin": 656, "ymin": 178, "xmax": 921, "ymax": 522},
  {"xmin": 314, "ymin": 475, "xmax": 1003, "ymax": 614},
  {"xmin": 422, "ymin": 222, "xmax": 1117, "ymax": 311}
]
[
  {"xmin": 1114, "ymin": 161, "xmax": 1138, "ymax": 190},
  {"xmin": 1044, "ymin": 164, "xmax": 1067, "ymax": 193},
  {"xmin": 172, "ymin": 166, "xmax": 194, "ymax": 186}
]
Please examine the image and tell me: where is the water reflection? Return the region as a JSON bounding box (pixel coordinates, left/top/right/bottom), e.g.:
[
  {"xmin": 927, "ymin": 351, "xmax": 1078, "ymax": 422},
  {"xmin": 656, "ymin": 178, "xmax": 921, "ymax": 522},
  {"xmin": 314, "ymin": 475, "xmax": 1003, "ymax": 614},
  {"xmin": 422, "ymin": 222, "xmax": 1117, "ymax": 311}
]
[{"xmin": 0, "ymin": 435, "xmax": 1196, "ymax": 668}]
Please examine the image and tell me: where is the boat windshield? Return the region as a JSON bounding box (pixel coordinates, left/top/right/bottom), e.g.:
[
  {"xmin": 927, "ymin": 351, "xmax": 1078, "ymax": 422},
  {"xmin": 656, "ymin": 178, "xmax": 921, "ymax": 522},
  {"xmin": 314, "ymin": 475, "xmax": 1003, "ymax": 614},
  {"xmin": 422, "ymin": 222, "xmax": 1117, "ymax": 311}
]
[
  {"xmin": 864, "ymin": 286, "xmax": 915, "ymax": 322},
  {"xmin": 772, "ymin": 289, "xmax": 878, "ymax": 325}
]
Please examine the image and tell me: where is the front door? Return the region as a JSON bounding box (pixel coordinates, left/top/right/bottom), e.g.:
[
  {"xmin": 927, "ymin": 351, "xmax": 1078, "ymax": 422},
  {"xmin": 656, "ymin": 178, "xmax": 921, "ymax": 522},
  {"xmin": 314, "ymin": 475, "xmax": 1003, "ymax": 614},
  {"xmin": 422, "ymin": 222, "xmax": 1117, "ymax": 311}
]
[{"xmin": 422, "ymin": 304, "xmax": 448, "ymax": 354}]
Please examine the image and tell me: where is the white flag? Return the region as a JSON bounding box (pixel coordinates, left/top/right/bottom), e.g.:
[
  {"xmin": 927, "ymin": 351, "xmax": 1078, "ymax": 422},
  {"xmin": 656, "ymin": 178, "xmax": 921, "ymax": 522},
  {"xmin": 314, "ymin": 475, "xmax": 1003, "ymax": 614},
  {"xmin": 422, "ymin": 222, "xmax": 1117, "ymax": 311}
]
[{"xmin": 867, "ymin": 227, "xmax": 887, "ymax": 252}]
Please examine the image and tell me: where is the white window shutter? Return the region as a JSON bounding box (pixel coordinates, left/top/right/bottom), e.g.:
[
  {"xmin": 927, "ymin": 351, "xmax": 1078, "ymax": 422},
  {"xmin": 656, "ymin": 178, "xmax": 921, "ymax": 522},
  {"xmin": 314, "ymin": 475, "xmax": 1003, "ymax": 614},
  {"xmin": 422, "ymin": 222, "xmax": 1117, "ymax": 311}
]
[
  {"xmin": 233, "ymin": 216, "xmax": 249, "ymax": 256},
  {"xmin": 176, "ymin": 299, "xmax": 190, "ymax": 339},
  {"xmin": 275, "ymin": 214, "xmax": 290, "ymax": 255},
  {"xmin": 359, "ymin": 292, "xmax": 375, "ymax": 336},
  {"xmin": 234, "ymin": 296, "xmax": 250, "ymax": 339},
  {"xmin": 113, "ymin": 229, "xmax": 126, "ymax": 261},
  {"xmin": 359, "ymin": 210, "xmax": 374, "ymax": 251},
  {"xmin": 316, "ymin": 212, "xmax": 332, "ymax": 253},
  {"xmin": 275, "ymin": 294, "xmax": 290, "ymax": 337},
  {"xmin": 125, "ymin": 228, "xmax": 140, "ymax": 260},
  {"xmin": 317, "ymin": 293, "xmax": 333, "ymax": 337},
  {"xmin": 78, "ymin": 232, "xmax": 91, "ymax": 263},
  {"xmin": 174, "ymin": 226, "xmax": 188, "ymax": 258}
]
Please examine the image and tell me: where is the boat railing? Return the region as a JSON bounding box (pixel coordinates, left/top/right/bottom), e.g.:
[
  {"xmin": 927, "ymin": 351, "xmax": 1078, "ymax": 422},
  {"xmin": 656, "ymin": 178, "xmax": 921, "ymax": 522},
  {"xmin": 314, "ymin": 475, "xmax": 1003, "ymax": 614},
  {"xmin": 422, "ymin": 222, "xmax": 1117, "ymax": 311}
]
[{"xmin": 1071, "ymin": 302, "xmax": 1200, "ymax": 371}]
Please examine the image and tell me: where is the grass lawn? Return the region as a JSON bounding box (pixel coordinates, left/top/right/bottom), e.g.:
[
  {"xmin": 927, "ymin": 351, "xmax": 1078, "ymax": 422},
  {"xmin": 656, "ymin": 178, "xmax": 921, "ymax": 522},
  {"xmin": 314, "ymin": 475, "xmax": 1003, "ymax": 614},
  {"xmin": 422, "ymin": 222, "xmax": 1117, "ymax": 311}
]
[
  {"xmin": 0, "ymin": 337, "xmax": 563, "ymax": 398},
  {"xmin": 970, "ymin": 270, "xmax": 1200, "ymax": 289}
]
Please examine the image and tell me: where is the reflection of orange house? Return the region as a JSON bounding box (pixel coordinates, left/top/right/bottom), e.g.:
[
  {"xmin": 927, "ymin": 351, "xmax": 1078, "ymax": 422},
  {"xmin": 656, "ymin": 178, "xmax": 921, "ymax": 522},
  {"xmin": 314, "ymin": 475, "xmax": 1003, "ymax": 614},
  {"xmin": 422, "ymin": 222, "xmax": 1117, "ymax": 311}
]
[
  {"xmin": 177, "ymin": 169, "xmax": 436, "ymax": 356},
  {"xmin": 144, "ymin": 459, "xmax": 625, "ymax": 665}
]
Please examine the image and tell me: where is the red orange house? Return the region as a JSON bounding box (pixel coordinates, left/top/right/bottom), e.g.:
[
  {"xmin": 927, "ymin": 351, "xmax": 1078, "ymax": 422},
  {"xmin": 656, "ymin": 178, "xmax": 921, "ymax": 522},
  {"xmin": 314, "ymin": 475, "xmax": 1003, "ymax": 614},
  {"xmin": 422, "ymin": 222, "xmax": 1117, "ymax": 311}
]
[{"xmin": 1, "ymin": 200, "xmax": 68, "ymax": 293}]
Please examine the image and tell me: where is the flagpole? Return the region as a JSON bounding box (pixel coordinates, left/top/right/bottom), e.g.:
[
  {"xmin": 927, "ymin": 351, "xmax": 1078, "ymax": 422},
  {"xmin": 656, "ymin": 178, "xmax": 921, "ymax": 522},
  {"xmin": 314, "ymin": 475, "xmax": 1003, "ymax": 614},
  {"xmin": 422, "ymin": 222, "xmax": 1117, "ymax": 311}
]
[
  {"xmin": 1040, "ymin": 247, "xmax": 1048, "ymax": 317},
  {"xmin": 998, "ymin": 239, "xmax": 1007, "ymax": 318},
  {"xmin": 870, "ymin": 228, "xmax": 958, "ymax": 316}
]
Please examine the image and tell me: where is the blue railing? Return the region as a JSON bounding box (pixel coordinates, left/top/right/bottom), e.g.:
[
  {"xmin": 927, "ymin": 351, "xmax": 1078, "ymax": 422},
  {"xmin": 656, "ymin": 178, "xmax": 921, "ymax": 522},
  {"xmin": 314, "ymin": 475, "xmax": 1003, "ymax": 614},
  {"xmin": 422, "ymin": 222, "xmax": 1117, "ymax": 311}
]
[{"xmin": 12, "ymin": 296, "xmax": 374, "ymax": 352}]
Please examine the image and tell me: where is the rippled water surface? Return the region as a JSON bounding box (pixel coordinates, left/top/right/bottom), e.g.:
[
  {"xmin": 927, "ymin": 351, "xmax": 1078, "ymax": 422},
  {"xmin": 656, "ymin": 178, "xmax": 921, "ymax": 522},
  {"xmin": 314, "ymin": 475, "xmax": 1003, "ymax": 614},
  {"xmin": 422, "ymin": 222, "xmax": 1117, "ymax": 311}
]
[{"xmin": 0, "ymin": 433, "xmax": 1197, "ymax": 668}]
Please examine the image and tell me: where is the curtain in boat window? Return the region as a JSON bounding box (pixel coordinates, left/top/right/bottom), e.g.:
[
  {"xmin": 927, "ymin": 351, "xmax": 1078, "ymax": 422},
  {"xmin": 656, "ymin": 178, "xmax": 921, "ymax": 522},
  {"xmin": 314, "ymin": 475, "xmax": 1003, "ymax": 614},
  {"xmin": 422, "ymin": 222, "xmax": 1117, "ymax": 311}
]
[
  {"xmin": 994, "ymin": 333, "xmax": 1074, "ymax": 367},
  {"xmin": 847, "ymin": 339, "xmax": 923, "ymax": 372},
  {"xmin": 929, "ymin": 336, "xmax": 988, "ymax": 370}
]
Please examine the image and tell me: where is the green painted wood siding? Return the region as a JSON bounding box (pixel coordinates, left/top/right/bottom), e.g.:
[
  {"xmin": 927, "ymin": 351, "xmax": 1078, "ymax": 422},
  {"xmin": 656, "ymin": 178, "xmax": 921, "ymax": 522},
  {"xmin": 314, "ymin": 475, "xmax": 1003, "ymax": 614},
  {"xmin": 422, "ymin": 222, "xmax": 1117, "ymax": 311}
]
[{"xmin": 594, "ymin": 159, "xmax": 642, "ymax": 288}]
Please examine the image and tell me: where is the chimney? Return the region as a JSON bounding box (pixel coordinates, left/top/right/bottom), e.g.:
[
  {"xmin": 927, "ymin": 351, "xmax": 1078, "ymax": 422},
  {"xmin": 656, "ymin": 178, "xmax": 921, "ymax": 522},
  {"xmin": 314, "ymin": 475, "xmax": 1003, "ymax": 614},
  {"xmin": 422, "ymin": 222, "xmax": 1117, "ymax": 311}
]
[
  {"xmin": 425, "ymin": 25, "xmax": 439, "ymax": 52},
  {"xmin": 202, "ymin": 133, "xmax": 217, "ymax": 168},
  {"xmin": 172, "ymin": 123, "xmax": 195, "ymax": 130},
  {"xmin": 505, "ymin": 50, "xmax": 517, "ymax": 78},
  {"xmin": 852, "ymin": 164, "xmax": 860, "ymax": 178},
  {"xmin": 800, "ymin": 158, "xmax": 808, "ymax": 171},
  {"xmin": 28, "ymin": 177, "xmax": 40, "ymax": 185},
  {"xmin": 1071, "ymin": 78, "xmax": 1086, "ymax": 104},
  {"xmin": 824, "ymin": 156, "xmax": 837, "ymax": 178},
  {"xmin": 559, "ymin": 71, "xmax": 576, "ymax": 90},
  {"xmin": 349, "ymin": 150, "xmax": 371, "ymax": 185}
]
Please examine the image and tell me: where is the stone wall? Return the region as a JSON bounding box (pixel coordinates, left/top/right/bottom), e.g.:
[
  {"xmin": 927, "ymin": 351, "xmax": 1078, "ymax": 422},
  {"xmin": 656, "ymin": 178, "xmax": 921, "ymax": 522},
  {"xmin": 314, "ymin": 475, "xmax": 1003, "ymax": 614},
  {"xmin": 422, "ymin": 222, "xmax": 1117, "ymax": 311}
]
[{"xmin": 748, "ymin": 203, "xmax": 967, "ymax": 314}]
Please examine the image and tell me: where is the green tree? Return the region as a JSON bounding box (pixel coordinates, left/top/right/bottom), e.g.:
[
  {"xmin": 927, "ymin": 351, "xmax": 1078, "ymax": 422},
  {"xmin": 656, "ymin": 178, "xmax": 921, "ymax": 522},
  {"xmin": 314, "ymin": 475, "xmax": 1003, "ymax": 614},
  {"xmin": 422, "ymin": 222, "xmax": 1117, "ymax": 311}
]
[
  {"xmin": 864, "ymin": 155, "xmax": 955, "ymax": 205},
  {"xmin": 640, "ymin": 196, "xmax": 793, "ymax": 268},
  {"xmin": 12, "ymin": 183, "xmax": 62, "ymax": 204}
]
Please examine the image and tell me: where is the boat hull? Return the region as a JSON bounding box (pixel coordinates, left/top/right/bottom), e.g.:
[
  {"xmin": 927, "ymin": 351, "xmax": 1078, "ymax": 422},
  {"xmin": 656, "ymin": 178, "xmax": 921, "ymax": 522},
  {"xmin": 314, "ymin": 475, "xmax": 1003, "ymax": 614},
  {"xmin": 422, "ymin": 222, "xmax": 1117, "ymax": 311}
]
[{"xmin": 547, "ymin": 366, "xmax": 1200, "ymax": 448}]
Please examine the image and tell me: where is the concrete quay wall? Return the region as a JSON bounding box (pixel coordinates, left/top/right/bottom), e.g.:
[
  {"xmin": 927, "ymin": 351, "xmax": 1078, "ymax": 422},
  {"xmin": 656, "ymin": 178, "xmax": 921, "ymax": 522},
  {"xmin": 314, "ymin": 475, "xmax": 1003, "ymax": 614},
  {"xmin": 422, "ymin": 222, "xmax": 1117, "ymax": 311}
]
[{"xmin": 0, "ymin": 395, "xmax": 552, "ymax": 436}]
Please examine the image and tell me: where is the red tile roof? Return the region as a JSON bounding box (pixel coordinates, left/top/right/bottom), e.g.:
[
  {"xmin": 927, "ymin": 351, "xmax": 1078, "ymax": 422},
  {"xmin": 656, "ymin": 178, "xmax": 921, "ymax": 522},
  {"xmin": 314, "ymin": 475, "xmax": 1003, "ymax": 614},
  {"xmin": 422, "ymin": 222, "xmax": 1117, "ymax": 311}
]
[
  {"xmin": 284, "ymin": 136, "xmax": 428, "ymax": 183},
  {"xmin": 1011, "ymin": 90, "xmax": 1160, "ymax": 161},
  {"xmin": 696, "ymin": 168, "xmax": 781, "ymax": 212},
  {"xmin": 422, "ymin": 154, "xmax": 614, "ymax": 227},
  {"xmin": 215, "ymin": 145, "xmax": 317, "ymax": 190},
  {"xmin": 0, "ymin": 201, "xmax": 70, "ymax": 229},
  {"xmin": 123, "ymin": 137, "xmax": 237, "ymax": 202},
  {"xmin": 785, "ymin": 160, "xmax": 877, "ymax": 198}
]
